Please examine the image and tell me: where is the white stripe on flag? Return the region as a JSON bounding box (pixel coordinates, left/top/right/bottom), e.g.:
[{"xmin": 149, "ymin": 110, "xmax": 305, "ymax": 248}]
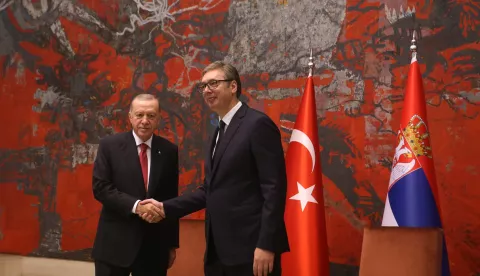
[{"xmin": 381, "ymin": 195, "xmax": 399, "ymax": 226}]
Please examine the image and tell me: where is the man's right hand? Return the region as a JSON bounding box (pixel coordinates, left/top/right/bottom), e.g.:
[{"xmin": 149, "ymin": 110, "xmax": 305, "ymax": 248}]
[
  {"xmin": 137, "ymin": 199, "xmax": 165, "ymax": 223},
  {"xmin": 135, "ymin": 201, "xmax": 164, "ymax": 223}
]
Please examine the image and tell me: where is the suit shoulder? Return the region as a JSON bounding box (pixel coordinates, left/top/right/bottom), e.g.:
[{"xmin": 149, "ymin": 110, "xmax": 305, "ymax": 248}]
[
  {"xmin": 98, "ymin": 132, "xmax": 128, "ymax": 146},
  {"xmin": 245, "ymin": 107, "xmax": 281, "ymax": 138},
  {"xmin": 246, "ymin": 107, "xmax": 276, "ymax": 126},
  {"xmin": 155, "ymin": 135, "xmax": 178, "ymax": 151},
  {"xmin": 246, "ymin": 107, "xmax": 273, "ymax": 122}
]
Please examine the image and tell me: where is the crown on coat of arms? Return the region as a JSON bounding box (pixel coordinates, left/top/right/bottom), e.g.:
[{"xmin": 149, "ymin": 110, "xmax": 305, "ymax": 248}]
[{"xmin": 402, "ymin": 115, "xmax": 432, "ymax": 158}]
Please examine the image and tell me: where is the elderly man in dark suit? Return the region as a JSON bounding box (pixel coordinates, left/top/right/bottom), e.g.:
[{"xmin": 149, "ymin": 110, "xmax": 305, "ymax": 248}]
[
  {"xmin": 91, "ymin": 94, "xmax": 179, "ymax": 276},
  {"xmin": 142, "ymin": 61, "xmax": 290, "ymax": 276}
]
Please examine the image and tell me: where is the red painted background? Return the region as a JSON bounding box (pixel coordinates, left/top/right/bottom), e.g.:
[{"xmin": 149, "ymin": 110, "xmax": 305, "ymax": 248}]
[{"xmin": 0, "ymin": 0, "xmax": 479, "ymax": 275}]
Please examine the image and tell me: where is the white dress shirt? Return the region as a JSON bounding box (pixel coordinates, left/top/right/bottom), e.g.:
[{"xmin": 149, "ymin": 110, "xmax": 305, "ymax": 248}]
[
  {"xmin": 131, "ymin": 131, "xmax": 153, "ymax": 213},
  {"xmin": 213, "ymin": 101, "xmax": 242, "ymax": 156}
]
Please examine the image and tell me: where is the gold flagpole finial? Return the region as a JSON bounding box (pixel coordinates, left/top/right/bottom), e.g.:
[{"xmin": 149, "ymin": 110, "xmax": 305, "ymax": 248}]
[{"xmin": 308, "ymin": 49, "xmax": 314, "ymax": 77}]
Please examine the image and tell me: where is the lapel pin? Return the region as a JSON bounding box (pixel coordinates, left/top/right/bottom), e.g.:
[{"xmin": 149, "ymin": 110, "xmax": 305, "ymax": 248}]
[{"xmin": 157, "ymin": 150, "xmax": 161, "ymax": 155}]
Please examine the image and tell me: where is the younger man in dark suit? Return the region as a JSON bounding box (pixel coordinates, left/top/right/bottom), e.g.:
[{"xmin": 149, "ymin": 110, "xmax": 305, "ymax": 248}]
[{"xmin": 142, "ymin": 62, "xmax": 290, "ymax": 276}]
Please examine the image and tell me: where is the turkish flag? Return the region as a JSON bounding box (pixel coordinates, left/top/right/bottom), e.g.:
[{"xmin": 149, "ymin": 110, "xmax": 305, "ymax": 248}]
[{"xmin": 281, "ymin": 75, "xmax": 329, "ymax": 276}]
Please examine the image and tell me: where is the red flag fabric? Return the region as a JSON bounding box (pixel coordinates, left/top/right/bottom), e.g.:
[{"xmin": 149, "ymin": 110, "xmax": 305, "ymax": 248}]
[{"xmin": 281, "ymin": 76, "xmax": 330, "ymax": 276}]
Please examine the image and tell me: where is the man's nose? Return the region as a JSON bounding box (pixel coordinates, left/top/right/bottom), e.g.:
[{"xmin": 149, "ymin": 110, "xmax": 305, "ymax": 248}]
[{"xmin": 140, "ymin": 116, "xmax": 150, "ymax": 123}]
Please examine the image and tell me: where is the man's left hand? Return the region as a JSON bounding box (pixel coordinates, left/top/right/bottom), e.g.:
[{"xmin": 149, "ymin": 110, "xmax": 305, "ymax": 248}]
[
  {"xmin": 253, "ymin": 248, "xmax": 274, "ymax": 276},
  {"xmin": 168, "ymin": 248, "xmax": 176, "ymax": 269}
]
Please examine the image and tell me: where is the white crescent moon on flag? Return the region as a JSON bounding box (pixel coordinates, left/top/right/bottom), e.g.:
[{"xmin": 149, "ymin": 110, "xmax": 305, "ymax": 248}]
[{"xmin": 290, "ymin": 129, "xmax": 316, "ymax": 173}]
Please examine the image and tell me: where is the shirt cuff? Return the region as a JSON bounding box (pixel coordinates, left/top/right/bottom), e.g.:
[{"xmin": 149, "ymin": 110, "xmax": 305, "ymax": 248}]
[{"xmin": 132, "ymin": 200, "xmax": 140, "ymax": 213}]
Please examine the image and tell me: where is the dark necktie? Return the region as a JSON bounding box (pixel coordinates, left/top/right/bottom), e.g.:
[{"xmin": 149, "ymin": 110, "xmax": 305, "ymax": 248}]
[
  {"xmin": 212, "ymin": 120, "xmax": 226, "ymax": 161},
  {"xmin": 139, "ymin": 143, "xmax": 149, "ymax": 191}
]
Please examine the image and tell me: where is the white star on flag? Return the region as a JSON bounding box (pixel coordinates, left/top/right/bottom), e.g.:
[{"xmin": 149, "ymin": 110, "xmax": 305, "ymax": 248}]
[{"xmin": 289, "ymin": 182, "xmax": 318, "ymax": 211}]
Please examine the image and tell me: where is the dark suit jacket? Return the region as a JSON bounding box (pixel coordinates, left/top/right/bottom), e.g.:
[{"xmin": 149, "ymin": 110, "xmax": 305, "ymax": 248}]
[
  {"xmin": 91, "ymin": 131, "xmax": 179, "ymax": 267},
  {"xmin": 163, "ymin": 103, "xmax": 290, "ymax": 266}
]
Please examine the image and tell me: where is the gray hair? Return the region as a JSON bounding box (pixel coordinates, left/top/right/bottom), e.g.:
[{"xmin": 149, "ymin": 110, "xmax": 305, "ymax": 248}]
[{"xmin": 129, "ymin": 94, "xmax": 159, "ymax": 112}]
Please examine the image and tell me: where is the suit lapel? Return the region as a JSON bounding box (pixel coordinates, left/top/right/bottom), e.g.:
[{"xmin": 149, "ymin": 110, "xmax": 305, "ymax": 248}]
[
  {"xmin": 147, "ymin": 135, "xmax": 165, "ymax": 197},
  {"xmin": 120, "ymin": 132, "xmax": 146, "ymax": 196},
  {"xmin": 210, "ymin": 104, "xmax": 248, "ymax": 178},
  {"xmin": 208, "ymin": 127, "xmax": 220, "ymax": 170}
]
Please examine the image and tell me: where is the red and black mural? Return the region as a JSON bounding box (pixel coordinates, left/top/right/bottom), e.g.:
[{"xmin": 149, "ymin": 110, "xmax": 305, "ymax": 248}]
[{"xmin": 0, "ymin": 0, "xmax": 478, "ymax": 275}]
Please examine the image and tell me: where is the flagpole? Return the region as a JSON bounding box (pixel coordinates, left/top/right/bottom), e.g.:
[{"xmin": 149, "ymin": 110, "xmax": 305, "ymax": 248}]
[
  {"xmin": 308, "ymin": 49, "xmax": 314, "ymax": 77},
  {"xmin": 410, "ymin": 30, "xmax": 417, "ymax": 60}
]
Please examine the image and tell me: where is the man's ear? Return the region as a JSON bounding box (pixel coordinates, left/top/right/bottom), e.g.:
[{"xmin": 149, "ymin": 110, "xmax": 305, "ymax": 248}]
[{"xmin": 231, "ymin": 80, "xmax": 237, "ymax": 95}]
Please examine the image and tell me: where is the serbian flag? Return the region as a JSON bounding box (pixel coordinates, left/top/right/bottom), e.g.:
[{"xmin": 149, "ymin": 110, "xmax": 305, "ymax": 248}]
[
  {"xmin": 281, "ymin": 73, "xmax": 329, "ymax": 276},
  {"xmin": 381, "ymin": 53, "xmax": 450, "ymax": 276}
]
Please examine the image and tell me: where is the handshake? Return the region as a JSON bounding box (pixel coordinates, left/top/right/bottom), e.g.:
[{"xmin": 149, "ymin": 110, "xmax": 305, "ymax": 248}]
[{"xmin": 135, "ymin": 199, "xmax": 165, "ymax": 223}]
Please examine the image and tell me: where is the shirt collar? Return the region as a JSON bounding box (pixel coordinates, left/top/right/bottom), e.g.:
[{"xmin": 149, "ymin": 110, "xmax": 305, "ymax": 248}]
[
  {"xmin": 132, "ymin": 130, "xmax": 153, "ymax": 148},
  {"xmin": 220, "ymin": 101, "xmax": 242, "ymax": 126}
]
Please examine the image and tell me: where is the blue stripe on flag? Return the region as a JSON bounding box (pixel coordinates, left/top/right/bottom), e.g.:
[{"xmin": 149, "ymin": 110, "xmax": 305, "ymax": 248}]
[
  {"xmin": 388, "ymin": 168, "xmax": 441, "ymax": 227},
  {"xmin": 388, "ymin": 168, "xmax": 451, "ymax": 276}
]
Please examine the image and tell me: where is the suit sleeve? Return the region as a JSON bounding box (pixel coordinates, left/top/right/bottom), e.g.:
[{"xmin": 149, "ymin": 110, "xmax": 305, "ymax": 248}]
[
  {"xmin": 251, "ymin": 116, "xmax": 288, "ymax": 252},
  {"xmin": 163, "ymin": 179, "xmax": 207, "ymax": 219},
  {"xmin": 92, "ymin": 138, "xmax": 138, "ymax": 217}
]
